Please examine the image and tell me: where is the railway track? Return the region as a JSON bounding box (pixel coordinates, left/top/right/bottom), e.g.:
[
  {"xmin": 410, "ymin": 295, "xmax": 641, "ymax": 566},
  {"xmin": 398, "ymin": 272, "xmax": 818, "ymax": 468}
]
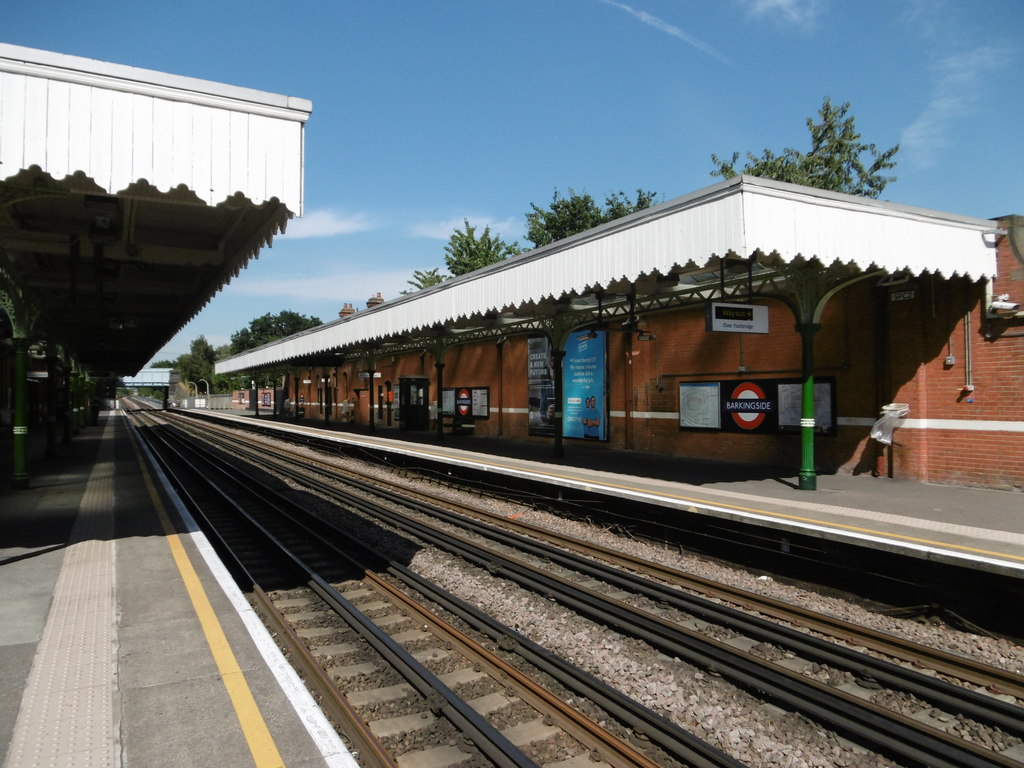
[
  {"xmin": 129, "ymin": 407, "xmax": 741, "ymax": 768},
  {"xmin": 135, "ymin": 406, "xmax": 1024, "ymax": 767},
  {"xmin": 171, "ymin": 412, "xmax": 1024, "ymax": 690}
]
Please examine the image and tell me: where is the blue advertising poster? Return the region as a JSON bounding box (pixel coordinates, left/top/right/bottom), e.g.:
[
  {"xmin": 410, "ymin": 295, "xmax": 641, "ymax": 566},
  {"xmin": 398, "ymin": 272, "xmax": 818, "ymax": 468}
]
[{"xmin": 563, "ymin": 330, "xmax": 607, "ymax": 440}]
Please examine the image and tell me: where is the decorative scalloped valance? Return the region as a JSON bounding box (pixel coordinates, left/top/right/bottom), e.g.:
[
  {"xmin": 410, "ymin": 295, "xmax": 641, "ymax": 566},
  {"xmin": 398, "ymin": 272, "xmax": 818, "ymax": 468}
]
[{"xmin": 219, "ymin": 176, "xmax": 998, "ymax": 372}]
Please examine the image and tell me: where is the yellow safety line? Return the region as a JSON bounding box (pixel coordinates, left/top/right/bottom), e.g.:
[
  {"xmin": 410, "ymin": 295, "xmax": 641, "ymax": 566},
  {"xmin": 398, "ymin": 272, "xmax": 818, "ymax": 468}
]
[
  {"xmin": 354, "ymin": 438, "xmax": 1024, "ymax": 564},
  {"xmin": 131, "ymin": 431, "xmax": 285, "ymax": 768}
]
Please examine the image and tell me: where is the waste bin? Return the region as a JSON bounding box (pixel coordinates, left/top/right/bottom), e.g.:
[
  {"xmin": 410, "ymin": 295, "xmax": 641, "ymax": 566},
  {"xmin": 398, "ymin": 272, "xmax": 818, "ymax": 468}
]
[{"xmin": 870, "ymin": 402, "xmax": 909, "ymax": 445}]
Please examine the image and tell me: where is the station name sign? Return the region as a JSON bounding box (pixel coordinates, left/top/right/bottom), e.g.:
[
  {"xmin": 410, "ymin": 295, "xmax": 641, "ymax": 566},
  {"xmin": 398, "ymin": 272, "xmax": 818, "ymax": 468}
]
[{"xmin": 705, "ymin": 302, "xmax": 769, "ymax": 334}]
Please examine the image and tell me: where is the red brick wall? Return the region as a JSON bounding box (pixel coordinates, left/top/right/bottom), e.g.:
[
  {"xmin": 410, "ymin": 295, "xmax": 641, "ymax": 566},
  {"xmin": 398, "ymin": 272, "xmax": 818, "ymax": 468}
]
[
  {"xmin": 878, "ymin": 226, "xmax": 1023, "ymax": 490},
  {"xmin": 283, "ymin": 224, "xmax": 1022, "ymax": 490}
]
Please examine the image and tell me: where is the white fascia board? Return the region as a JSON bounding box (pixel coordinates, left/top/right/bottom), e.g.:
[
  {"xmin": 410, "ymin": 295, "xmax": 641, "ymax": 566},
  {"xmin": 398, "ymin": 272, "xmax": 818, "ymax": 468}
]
[
  {"xmin": 0, "ymin": 43, "xmax": 310, "ymax": 212},
  {"xmin": 216, "ymin": 181, "xmax": 751, "ymax": 373},
  {"xmin": 0, "ymin": 43, "xmax": 312, "ymax": 117},
  {"xmin": 738, "ymin": 177, "xmax": 998, "ymax": 279},
  {"xmin": 214, "ymin": 177, "xmax": 1002, "ymax": 373}
]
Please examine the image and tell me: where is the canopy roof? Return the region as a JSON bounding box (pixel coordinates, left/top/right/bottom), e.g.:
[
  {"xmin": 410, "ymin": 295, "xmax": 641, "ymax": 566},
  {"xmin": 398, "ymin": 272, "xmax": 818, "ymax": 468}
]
[
  {"xmin": 0, "ymin": 43, "xmax": 311, "ymax": 376},
  {"xmin": 218, "ymin": 175, "xmax": 999, "ymax": 373}
]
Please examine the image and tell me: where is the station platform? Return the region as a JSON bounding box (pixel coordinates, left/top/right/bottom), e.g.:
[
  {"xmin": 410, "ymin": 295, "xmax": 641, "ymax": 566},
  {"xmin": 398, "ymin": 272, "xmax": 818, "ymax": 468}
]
[
  {"xmin": 0, "ymin": 411, "xmax": 356, "ymax": 768},
  {"xmin": 215, "ymin": 410, "xmax": 1024, "ymax": 581}
]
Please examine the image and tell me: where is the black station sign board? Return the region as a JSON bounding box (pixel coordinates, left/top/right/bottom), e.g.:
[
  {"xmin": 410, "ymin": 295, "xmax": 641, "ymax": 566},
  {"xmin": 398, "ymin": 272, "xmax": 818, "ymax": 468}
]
[
  {"xmin": 722, "ymin": 379, "xmax": 777, "ymax": 431},
  {"xmin": 705, "ymin": 302, "xmax": 769, "ymax": 334},
  {"xmin": 679, "ymin": 377, "xmax": 836, "ymax": 434},
  {"xmin": 441, "ymin": 386, "xmax": 489, "ymax": 418}
]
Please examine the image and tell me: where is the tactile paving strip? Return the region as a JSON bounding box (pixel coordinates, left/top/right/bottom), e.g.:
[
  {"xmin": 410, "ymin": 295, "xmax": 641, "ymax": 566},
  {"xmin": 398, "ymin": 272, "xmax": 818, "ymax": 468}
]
[{"xmin": 5, "ymin": 420, "xmax": 117, "ymax": 768}]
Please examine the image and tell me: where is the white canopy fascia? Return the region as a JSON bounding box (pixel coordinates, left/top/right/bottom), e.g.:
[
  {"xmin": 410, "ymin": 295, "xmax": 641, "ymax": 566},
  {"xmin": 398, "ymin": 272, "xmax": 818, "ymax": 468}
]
[
  {"xmin": 218, "ymin": 175, "xmax": 998, "ymax": 373},
  {"xmin": 121, "ymin": 368, "xmax": 178, "ymax": 387},
  {"xmin": 0, "ymin": 43, "xmax": 311, "ymax": 213}
]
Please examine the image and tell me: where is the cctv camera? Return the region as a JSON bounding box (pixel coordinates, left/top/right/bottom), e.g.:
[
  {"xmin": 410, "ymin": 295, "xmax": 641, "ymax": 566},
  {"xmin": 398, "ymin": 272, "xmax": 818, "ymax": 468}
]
[{"xmin": 990, "ymin": 299, "xmax": 1021, "ymax": 312}]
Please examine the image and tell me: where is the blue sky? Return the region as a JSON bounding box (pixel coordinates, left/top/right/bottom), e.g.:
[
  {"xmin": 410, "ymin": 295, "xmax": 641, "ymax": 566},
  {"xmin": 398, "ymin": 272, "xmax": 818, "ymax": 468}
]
[{"xmin": 6, "ymin": 0, "xmax": 1021, "ymax": 364}]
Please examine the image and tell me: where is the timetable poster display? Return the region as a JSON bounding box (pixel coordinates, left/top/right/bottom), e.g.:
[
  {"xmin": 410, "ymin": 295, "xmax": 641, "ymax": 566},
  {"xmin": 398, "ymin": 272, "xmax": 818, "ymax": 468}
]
[
  {"xmin": 563, "ymin": 330, "xmax": 607, "ymax": 440},
  {"xmin": 441, "ymin": 388, "xmax": 456, "ymax": 416},
  {"xmin": 471, "ymin": 388, "xmax": 489, "ymax": 418},
  {"xmin": 528, "ymin": 337, "xmax": 556, "ymax": 436},
  {"xmin": 777, "ymin": 380, "xmax": 835, "ymax": 434},
  {"xmin": 678, "ymin": 378, "xmax": 836, "ymax": 435},
  {"xmin": 678, "ymin": 382, "xmax": 721, "ymax": 429}
]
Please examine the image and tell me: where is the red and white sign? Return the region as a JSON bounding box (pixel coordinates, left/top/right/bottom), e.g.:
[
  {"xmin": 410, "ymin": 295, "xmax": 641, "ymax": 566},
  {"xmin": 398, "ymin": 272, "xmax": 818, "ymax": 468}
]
[
  {"xmin": 725, "ymin": 381, "xmax": 771, "ymax": 430},
  {"xmin": 456, "ymin": 388, "xmax": 472, "ymax": 416}
]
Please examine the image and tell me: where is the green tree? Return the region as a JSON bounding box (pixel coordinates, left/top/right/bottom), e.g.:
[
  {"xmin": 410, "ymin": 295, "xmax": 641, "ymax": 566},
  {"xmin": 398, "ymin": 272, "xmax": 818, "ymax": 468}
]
[
  {"xmin": 229, "ymin": 310, "xmax": 323, "ymax": 354},
  {"xmin": 444, "ymin": 219, "xmax": 521, "ymax": 277},
  {"xmin": 177, "ymin": 335, "xmax": 217, "ymax": 393},
  {"xmin": 401, "ymin": 267, "xmax": 447, "ymax": 295},
  {"xmin": 222, "ymin": 310, "xmax": 323, "ymax": 394},
  {"xmin": 603, "ymin": 189, "xmax": 658, "ymax": 221},
  {"xmin": 710, "ymin": 97, "xmax": 899, "ymax": 198},
  {"xmin": 525, "ymin": 188, "xmax": 657, "ymax": 248}
]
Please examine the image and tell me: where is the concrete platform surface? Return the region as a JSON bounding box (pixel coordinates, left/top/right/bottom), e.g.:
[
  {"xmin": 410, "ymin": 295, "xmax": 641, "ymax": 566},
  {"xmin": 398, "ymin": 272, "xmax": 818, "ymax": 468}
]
[{"xmin": 0, "ymin": 412, "xmax": 356, "ymax": 768}]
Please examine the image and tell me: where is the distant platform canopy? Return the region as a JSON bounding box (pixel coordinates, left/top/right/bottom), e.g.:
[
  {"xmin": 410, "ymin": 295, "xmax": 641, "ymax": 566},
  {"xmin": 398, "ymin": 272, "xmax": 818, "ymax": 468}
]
[
  {"xmin": 0, "ymin": 43, "xmax": 312, "ymax": 377},
  {"xmin": 217, "ymin": 175, "xmax": 1000, "ymax": 374},
  {"xmin": 120, "ymin": 368, "xmax": 179, "ymax": 388}
]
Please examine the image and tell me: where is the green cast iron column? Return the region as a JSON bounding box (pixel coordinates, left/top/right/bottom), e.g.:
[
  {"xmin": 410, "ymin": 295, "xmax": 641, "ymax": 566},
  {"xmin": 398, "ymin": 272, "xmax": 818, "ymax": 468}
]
[
  {"xmin": 62, "ymin": 357, "xmax": 73, "ymax": 444},
  {"xmin": 797, "ymin": 322, "xmax": 820, "ymax": 491},
  {"xmin": 551, "ymin": 345, "xmax": 566, "ymax": 459},
  {"xmin": 367, "ymin": 358, "xmax": 378, "ymax": 433},
  {"xmin": 12, "ymin": 338, "xmax": 29, "ymax": 489},
  {"xmin": 45, "ymin": 346, "xmax": 58, "ymax": 459},
  {"xmin": 434, "ymin": 360, "xmax": 445, "ymax": 443},
  {"xmin": 323, "ymin": 371, "xmax": 331, "ymax": 426},
  {"xmin": 429, "ymin": 343, "xmax": 447, "ymax": 443},
  {"xmin": 77, "ymin": 370, "xmax": 85, "ymax": 428},
  {"xmin": 782, "ymin": 263, "xmax": 881, "ymax": 490}
]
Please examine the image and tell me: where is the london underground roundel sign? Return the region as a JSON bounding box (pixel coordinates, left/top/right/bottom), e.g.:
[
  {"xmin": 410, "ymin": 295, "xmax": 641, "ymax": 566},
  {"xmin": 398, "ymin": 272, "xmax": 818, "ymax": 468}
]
[
  {"xmin": 456, "ymin": 388, "xmax": 472, "ymax": 417},
  {"xmin": 725, "ymin": 381, "xmax": 772, "ymax": 430}
]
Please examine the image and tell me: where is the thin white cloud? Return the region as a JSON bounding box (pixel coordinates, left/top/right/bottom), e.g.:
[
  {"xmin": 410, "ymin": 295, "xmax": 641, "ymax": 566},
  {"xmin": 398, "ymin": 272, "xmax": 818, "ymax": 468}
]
[
  {"xmin": 280, "ymin": 209, "xmax": 375, "ymax": 239},
  {"xmin": 736, "ymin": 0, "xmax": 825, "ymax": 31},
  {"xmin": 901, "ymin": 46, "xmax": 1004, "ymax": 170},
  {"xmin": 899, "ymin": 0, "xmax": 949, "ymax": 41},
  {"xmin": 598, "ymin": 0, "xmax": 731, "ymax": 64},
  {"xmin": 230, "ymin": 269, "xmax": 412, "ymax": 302},
  {"xmin": 410, "ymin": 215, "xmax": 522, "ymax": 242}
]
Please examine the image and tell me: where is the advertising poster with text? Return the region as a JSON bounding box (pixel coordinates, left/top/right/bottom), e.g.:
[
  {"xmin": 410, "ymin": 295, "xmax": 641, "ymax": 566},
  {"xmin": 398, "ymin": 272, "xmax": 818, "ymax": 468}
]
[
  {"xmin": 527, "ymin": 337, "xmax": 556, "ymax": 436},
  {"xmin": 563, "ymin": 330, "xmax": 607, "ymax": 440}
]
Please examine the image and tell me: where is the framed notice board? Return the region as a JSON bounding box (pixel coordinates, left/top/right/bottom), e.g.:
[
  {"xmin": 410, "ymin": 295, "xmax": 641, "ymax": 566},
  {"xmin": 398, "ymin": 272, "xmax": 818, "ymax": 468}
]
[
  {"xmin": 678, "ymin": 377, "xmax": 836, "ymax": 435},
  {"xmin": 441, "ymin": 387, "xmax": 490, "ymax": 418},
  {"xmin": 678, "ymin": 382, "xmax": 721, "ymax": 429}
]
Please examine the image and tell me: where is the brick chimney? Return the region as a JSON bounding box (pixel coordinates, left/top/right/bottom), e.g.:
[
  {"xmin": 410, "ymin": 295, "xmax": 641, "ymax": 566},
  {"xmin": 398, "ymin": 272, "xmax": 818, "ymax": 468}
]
[
  {"xmin": 366, "ymin": 291, "xmax": 384, "ymax": 309},
  {"xmin": 338, "ymin": 302, "xmax": 356, "ymax": 317}
]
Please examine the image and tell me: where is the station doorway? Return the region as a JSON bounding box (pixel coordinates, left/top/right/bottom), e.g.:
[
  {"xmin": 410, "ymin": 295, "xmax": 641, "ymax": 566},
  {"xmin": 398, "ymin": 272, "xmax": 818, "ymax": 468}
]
[{"xmin": 399, "ymin": 377, "xmax": 430, "ymax": 430}]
